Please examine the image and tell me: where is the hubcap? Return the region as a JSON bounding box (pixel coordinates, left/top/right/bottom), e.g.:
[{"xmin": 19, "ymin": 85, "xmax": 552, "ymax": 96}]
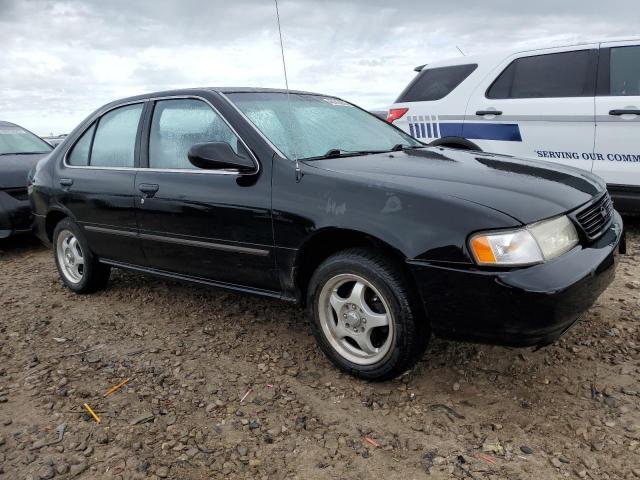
[
  {"xmin": 56, "ymin": 230, "xmax": 84, "ymax": 284},
  {"xmin": 318, "ymin": 274, "xmax": 394, "ymax": 365}
]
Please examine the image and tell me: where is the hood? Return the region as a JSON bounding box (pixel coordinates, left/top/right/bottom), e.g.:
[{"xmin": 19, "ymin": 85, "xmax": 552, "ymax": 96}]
[
  {"xmin": 304, "ymin": 147, "xmax": 604, "ymax": 225},
  {"xmin": 0, "ymin": 153, "xmax": 48, "ymax": 189}
]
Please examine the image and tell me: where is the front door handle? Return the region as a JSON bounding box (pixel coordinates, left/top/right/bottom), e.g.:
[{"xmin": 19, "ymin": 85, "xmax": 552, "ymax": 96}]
[
  {"xmin": 476, "ymin": 110, "xmax": 503, "ymax": 116},
  {"xmin": 138, "ymin": 183, "xmax": 159, "ymax": 198},
  {"xmin": 59, "ymin": 178, "xmax": 73, "ymax": 187},
  {"xmin": 609, "ymin": 109, "xmax": 640, "ymax": 116}
]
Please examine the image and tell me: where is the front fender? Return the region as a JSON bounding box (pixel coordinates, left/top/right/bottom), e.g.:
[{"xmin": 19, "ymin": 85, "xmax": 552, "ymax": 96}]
[{"xmin": 272, "ymin": 159, "xmax": 522, "ymax": 264}]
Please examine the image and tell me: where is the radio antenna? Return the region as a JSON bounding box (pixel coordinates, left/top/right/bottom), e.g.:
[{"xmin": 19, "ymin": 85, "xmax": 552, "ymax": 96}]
[
  {"xmin": 274, "ymin": 0, "xmax": 302, "ymax": 182},
  {"xmin": 456, "ymin": 45, "xmax": 466, "ymax": 56}
]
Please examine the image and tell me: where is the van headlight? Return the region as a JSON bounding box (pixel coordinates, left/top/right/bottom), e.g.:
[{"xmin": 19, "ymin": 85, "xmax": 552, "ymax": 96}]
[{"xmin": 470, "ymin": 215, "xmax": 579, "ymax": 266}]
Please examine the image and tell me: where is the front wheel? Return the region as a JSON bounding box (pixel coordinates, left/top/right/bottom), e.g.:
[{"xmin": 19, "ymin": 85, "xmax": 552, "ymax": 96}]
[
  {"xmin": 307, "ymin": 248, "xmax": 429, "ymax": 380},
  {"xmin": 53, "ymin": 218, "xmax": 111, "ymax": 294}
]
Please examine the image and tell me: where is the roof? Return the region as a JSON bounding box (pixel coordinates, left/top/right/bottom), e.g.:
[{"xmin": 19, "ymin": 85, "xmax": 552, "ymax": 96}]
[
  {"xmin": 0, "ymin": 121, "xmax": 19, "ymax": 127},
  {"xmin": 96, "ymin": 86, "xmax": 329, "ymax": 112},
  {"xmin": 210, "ymin": 87, "xmax": 320, "ymax": 95},
  {"xmin": 419, "ymin": 37, "xmax": 640, "ymax": 71}
]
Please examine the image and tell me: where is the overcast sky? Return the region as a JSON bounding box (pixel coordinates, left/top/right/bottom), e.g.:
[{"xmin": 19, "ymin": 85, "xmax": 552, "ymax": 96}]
[{"xmin": 1, "ymin": 0, "xmax": 639, "ymax": 135}]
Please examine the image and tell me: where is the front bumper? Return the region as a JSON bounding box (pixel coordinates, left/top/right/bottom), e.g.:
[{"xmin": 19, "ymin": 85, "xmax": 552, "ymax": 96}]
[
  {"xmin": 0, "ymin": 189, "xmax": 32, "ymax": 239},
  {"xmin": 409, "ymin": 211, "xmax": 624, "ymax": 347}
]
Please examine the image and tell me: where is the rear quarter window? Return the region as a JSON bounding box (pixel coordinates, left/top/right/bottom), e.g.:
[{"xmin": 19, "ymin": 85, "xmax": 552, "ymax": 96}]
[
  {"xmin": 487, "ymin": 50, "xmax": 597, "ymax": 99},
  {"xmin": 67, "ymin": 123, "xmax": 95, "ymax": 166},
  {"xmin": 396, "ymin": 64, "xmax": 478, "ymax": 103}
]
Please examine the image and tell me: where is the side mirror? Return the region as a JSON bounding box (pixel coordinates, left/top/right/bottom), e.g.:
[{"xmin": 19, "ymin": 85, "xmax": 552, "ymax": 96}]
[{"xmin": 187, "ymin": 142, "xmax": 256, "ymax": 172}]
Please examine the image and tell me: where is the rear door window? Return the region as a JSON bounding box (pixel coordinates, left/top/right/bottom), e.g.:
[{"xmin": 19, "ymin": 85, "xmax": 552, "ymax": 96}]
[
  {"xmin": 396, "ymin": 64, "xmax": 477, "ymax": 102},
  {"xmin": 90, "ymin": 104, "xmax": 143, "ymax": 168},
  {"xmin": 609, "ymin": 45, "xmax": 640, "ymax": 96},
  {"xmin": 487, "ymin": 50, "xmax": 596, "ymax": 99}
]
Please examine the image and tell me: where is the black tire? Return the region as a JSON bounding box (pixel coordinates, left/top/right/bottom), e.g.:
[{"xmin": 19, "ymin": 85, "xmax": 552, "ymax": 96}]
[
  {"xmin": 307, "ymin": 248, "xmax": 429, "ymax": 380},
  {"xmin": 52, "ymin": 218, "xmax": 110, "ymax": 294}
]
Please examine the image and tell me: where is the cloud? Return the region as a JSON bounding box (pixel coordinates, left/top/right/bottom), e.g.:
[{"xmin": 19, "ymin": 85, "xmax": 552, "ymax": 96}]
[{"xmin": 1, "ymin": 0, "xmax": 639, "ymax": 134}]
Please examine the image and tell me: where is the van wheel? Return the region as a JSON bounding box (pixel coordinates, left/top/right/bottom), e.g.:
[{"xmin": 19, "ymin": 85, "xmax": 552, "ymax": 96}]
[
  {"xmin": 307, "ymin": 248, "xmax": 429, "ymax": 380},
  {"xmin": 53, "ymin": 218, "xmax": 110, "ymax": 293}
]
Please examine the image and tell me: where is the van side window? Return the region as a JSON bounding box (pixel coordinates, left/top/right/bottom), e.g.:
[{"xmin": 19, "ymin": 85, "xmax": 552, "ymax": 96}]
[
  {"xmin": 609, "ymin": 46, "xmax": 640, "ymax": 96},
  {"xmin": 149, "ymin": 99, "xmax": 241, "ymax": 169},
  {"xmin": 487, "ymin": 50, "xmax": 596, "ymax": 99},
  {"xmin": 67, "ymin": 123, "xmax": 96, "ymax": 166},
  {"xmin": 90, "ymin": 104, "xmax": 143, "ymax": 168},
  {"xmin": 396, "ymin": 64, "xmax": 478, "ymax": 103}
]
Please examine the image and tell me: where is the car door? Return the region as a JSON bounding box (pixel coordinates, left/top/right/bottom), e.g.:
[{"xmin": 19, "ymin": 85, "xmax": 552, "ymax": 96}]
[
  {"xmin": 135, "ymin": 96, "xmax": 278, "ymax": 292},
  {"xmin": 465, "ymin": 46, "xmax": 598, "ymax": 172},
  {"xmin": 593, "ymin": 41, "xmax": 640, "ymax": 191},
  {"xmin": 55, "ymin": 102, "xmax": 145, "ymax": 264}
]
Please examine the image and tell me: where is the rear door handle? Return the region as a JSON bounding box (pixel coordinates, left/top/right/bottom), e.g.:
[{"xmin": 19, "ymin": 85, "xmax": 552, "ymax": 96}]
[
  {"xmin": 609, "ymin": 109, "xmax": 640, "ymax": 116},
  {"xmin": 59, "ymin": 178, "xmax": 73, "ymax": 187},
  {"xmin": 476, "ymin": 110, "xmax": 503, "ymax": 116},
  {"xmin": 138, "ymin": 183, "xmax": 159, "ymax": 198}
]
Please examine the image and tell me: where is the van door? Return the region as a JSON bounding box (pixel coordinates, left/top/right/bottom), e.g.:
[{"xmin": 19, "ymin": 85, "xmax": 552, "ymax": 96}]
[
  {"xmin": 465, "ymin": 46, "xmax": 598, "ymax": 172},
  {"xmin": 593, "ymin": 41, "xmax": 640, "ymax": 206}
]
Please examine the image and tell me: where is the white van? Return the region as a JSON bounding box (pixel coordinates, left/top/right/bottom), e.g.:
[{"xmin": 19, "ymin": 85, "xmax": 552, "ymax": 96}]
[{"xmin": 388, "ymin": 40, "xmax": 640, "ymax": 212}]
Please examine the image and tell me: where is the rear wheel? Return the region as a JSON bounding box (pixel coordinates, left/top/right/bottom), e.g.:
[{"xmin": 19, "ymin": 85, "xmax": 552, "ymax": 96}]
[
  {"xmin": 53, "ymin": 218, "xmax": 110, "ymax": 293},
  {"xmin": 307, "ymin": 248, "xmax": 429, "ymax": 380}
]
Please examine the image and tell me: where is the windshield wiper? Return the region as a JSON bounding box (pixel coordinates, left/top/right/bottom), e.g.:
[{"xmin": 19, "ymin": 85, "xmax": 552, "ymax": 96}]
[
  {"xmin": 304, "ymin": 148, "xmax": 388, "ymax": 160},
  {"xmin": 390, "ymin": 144, "xmax": 426, "ymax": 151},
  {"xmin": 303, "ymin": 145, "xmax": 426, "ymax": 161},
  {"xmin": 0, "ymin": 151, "xmax": 50, "ymax": 156}
]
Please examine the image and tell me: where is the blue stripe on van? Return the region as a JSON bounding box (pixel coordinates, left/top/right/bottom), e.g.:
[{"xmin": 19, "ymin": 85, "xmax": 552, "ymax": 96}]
[
  {"xmin": 462, "ymin": 123, "xmax": 522, "ymax": 142},
  {"xmin": 434, "ymin": 122, "xmax": 522, "ymax": 142},
  {"xmin": 437, "ymin": 122, "xmax": 463, "ymax": 137},
  {"xmin": 409, "ymin": 122, "xmax": 522, "ymax": 142}
]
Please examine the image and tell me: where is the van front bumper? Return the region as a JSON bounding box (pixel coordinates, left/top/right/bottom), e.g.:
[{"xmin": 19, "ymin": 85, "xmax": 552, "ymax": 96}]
[{"xmin": 409, "ymin": 211, "xmax": 623, "ymax": 347}]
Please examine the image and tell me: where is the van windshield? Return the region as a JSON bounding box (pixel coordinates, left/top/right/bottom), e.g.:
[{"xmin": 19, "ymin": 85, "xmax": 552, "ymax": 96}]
[{"xmin": 226, "ymin": 92, "xmax": 422, "ymax": 160}]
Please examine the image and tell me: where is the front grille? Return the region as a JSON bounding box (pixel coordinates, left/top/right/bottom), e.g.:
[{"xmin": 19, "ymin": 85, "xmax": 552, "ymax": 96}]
[
  {"xmin": 3, "ymin": 188, "xmax": 29, "ymax": 201},
  {"xmin": 574, "ymin": 193, "xmax": 614, "ymax": 241}
]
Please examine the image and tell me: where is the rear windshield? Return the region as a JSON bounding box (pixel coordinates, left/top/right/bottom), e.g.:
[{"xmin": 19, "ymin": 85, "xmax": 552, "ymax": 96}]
[
  {"xmin": 0, "ymin": 124, "xmax": 53, "ymax": 155},
  {"xmin": 226, "ymin": 92, "xmax": 421, "ymax": 160},
  {"xmin": 396, "ymin": 64, "xmax": 478, "ymax": 103}
]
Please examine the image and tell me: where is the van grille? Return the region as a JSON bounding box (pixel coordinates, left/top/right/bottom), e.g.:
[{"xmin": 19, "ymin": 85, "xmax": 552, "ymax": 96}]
[{"xmin": 574, "ymin": 193, "xmax": 614, "ymax": 241}]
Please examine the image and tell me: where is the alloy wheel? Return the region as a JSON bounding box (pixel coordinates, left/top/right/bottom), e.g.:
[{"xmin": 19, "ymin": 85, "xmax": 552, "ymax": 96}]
[
  {"xmin": 317, "ymin": 273, "xmax": 394, "ymax": 365},
  {"xmin": 56, "ymin": 230, "xmax": 85, "ymax": 284}
]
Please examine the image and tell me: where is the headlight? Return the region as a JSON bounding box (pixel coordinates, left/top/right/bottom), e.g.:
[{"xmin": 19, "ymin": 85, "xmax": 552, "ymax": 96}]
[{"xmin": 470, "ymin": 215, "xmax": 579, "ymax": 266}]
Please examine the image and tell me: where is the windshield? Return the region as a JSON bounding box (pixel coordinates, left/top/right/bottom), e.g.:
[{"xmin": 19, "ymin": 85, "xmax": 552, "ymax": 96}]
[
  {"xmin": 226, "ymin": 92, "xmax": 421, "ymax": 160},
  {"xmin": 0, "ymin": 124, "xmax": 53, "ymax": 155}
]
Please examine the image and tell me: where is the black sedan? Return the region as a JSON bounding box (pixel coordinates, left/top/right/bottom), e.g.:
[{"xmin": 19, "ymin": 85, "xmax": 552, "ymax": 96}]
[
  {"xmin": 0, "ymin": 121, "xmax": 53, "ymax": 239},
  {"xmin": 29, "ymin": 88, "xmax": 623, "ymax": 380}
]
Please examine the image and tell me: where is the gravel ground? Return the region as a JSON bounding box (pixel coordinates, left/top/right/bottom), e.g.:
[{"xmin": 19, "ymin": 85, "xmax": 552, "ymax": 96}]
[{"xmin": 1, "ymin": 218, "xmax": 639, "ymax": 480}]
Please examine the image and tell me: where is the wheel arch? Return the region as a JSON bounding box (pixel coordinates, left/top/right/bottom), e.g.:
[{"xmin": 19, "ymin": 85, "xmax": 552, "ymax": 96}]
[
  {"xmin": 45, "ymin": 207, "xmax": 75, "ymax": 242},
  {"xmin": 293, "ymin": 227, "xmax": 412, "ymax": 305}
]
